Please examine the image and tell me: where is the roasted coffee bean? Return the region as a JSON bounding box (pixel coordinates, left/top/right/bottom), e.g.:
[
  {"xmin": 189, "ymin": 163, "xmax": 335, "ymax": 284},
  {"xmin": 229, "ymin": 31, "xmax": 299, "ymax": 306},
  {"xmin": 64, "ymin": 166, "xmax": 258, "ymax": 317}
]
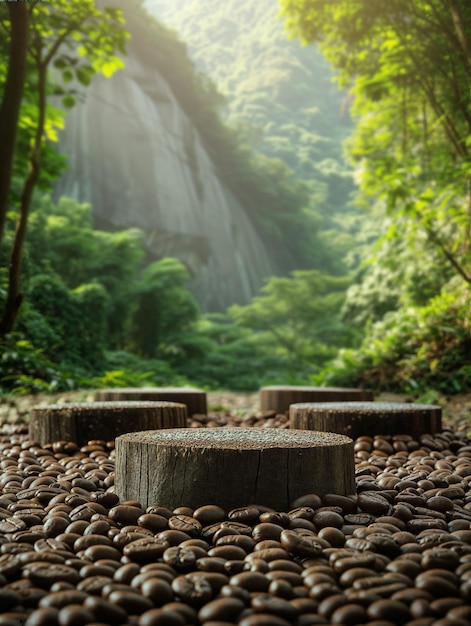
[
  {"xmin": 138, "ymin": 608, "xmax": 186, "ymax": 626},
  {"xmin": 123, "ymin": 537, "xmax": 169, "ymax": 563},
  {"xmin": 367, "ymin": 598, "xmax": 410, "ymax": 622},
  {"xmin": 107, "ymin": 589, "xmax": 154, "ymax": 614},
  {"xmin": 57, "ymin": 604, "xmax": 95, "ymax": 626},
  {"xmin": 230, "ymin": 571, "xmax": 270, "ymax": 592},
  {"xmin": 171, "ymin": 574, "xmax": 213, "ymax": 606},
  {"xmin": 208, "ymin": 544, "xmax": 247, "ymax": 560},
  {"xmin": 162, "ymin": 545, "xmax": 197, "ymax": 570},
  {"xmin": 279, "ymin": 530, "xmax": 323, "ymax": 557},
  {"xmin": 197, "ymin": 597, "xmax": 245, "ymax": 622},
  {"xmin": 216, "ymin": 534, "xmax": 255, "ymax": 552},
  {"xmin": 238, "ymin": 615, "xmax": 291, "ymax": 626},
  {"xmin": 330, "ymin": 603, "xmax": 368, "ymax": 625},
  {"xmin": 38, "ymin": 590, "xmax": 88, "ymax": 608},
  {"xmin": 140, "ymin": 578, "xmax": 174, "ymax": 605},
  {"xmin": 168, "ymin": 515, "xmax": 202, "ymax": 536},
  {"xmin": 23, "ymin": 607, "xmax": 59, "ymax": 626}
]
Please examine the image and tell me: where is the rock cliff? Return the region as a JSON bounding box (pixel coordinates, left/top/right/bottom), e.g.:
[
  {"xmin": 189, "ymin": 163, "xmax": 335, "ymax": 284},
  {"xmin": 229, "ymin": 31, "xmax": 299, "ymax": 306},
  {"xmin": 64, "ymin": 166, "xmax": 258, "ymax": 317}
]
[{"xmin": 53, "ymin": 4, "xmax": 282, "ymax": 311}]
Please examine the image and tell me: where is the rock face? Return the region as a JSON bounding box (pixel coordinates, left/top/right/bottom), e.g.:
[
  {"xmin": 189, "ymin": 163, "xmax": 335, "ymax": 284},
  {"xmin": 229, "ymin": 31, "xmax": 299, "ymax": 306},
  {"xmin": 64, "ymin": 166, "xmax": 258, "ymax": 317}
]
[{"xmin": 53, "ymin": 8, "xmax": 279, "ymax": 311}]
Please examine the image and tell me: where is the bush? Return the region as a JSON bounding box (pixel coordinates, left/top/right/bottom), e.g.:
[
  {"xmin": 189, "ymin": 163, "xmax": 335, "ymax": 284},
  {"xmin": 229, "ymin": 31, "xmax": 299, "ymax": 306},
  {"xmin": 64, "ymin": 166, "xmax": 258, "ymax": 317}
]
[{"xmin": 317, "ymin": 279, "xmax": 471, "ymax": 394}]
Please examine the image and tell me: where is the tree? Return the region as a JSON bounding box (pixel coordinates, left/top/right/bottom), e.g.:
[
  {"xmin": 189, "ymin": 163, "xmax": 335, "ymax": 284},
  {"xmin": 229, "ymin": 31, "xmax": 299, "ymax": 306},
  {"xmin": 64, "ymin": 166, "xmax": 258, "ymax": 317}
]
[
  {"xmin": 279, "ymin": 0, "xmax": 471, "ymax": 285},
  {"xmin": 229, "ymin": 270, "xmax": 354, "ymax": 372},
  {"xmin": 0, "ymin": 1, "xmax": 128, "ymax": 335}
]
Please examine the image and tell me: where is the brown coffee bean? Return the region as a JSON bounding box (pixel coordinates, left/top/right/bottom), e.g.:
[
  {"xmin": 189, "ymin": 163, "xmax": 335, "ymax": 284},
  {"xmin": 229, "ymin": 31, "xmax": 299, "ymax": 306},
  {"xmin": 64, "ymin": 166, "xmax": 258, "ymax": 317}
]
[
  {"xmin": 171, "ymin": 573, "xmax": 213, "ymax": 606},
  {"xmin": 82, "ymin": 595, "xmax": 128, "ymax": 624},
  {"xmin": 279, "ymin": 530, "xmax": 323, "ymax": 558},
  {"xmin": 228, "ymin": 506, "xmax": 260, "ymax": 524},
  {"xmin": 367, "ymin": 598, "xmax": 410, "ymax": 622},
  {"xmin": 168, "ymin": 515, "xmax": 202, "ymax": 536},
  {"xmin": 57, "ymin": 604, "xmax": 95, "ymax": 626},
  {"xmin": 239, "ymin": 614, "xmax": 291, "ymax": 626},
  {"xmin": 137, "ymin": 514, "xmax": 169, "ymax": 533},
  {"xmin": 357, "ymin": 492, "xmax": 391, "ymax": 516},
  {"xmin": 421, "ymin": 548, "xmax": 460, "ymax": 571},
  {"xmin": 208, "ymin": 544, "xmax": 247, "ymax": 560},
  {"xmin": 24, "ymin": 563, "xmax": 80, "ymax": 588},
  {"xmin": 331, "ymin": 603, "xmax": 368, "ymax": 625},
  {"xmin": 138, "ymin": 608, "xmax": 185, "ymax": 626},
  {"xmin": 23, "ymin": 607, "xmax": 59, "ymax": 626},
  {"xmin": 197, "ymin": 597, "xmax": 245, "ymax": 622},
  {"xmin": 216, "ymin": 534, "xmax": 256, "ymax": 552},
  {"xmin": 229, "ymin": 571, "xmax": 270, "ymax": 592},
  {"xmin": 265, "ymin": 570, "xmax": 303, "ymax": 586},
  {"xmin": 108, "ymin": 504, "xmax": 144, "ymax": 526},
  {"xmin": 122, "ymin": 537, "xmax": 169, "ymax": 563},
  {"xmin": 38, "ymin": 590, "xmax": 88, "ymax": 608}
]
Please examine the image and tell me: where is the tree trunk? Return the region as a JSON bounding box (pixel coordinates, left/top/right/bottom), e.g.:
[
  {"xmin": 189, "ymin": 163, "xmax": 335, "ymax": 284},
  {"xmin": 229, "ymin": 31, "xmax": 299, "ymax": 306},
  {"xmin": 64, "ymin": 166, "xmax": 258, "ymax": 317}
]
[
  {"xmin": 290, "ymin": 401, "xmax": 442, "ymax": 440},
  {"xmin": 0, "ymin": 58, "xmax": 47, "ymax": 335},
  {"xmin": 260, "ymin": 385, "xmax": 375, "ymax": 414},
  {"xmin": 449, "ymin": 0, "xmax": 471, "ymax": 77},
  {"xmin": 29, "ymin": 400, "xmax": 187, "ymax": 447},
  {"xmin": 115, "ymin": 427, "xmax": 355, "ymax": 511},
  {"xmin": 94, "ymin": 387, "xmax": 207, "ymax": 416},
  {"xmin": 0, "ymin": 4, "xmax": 29, "ymax": 257}
]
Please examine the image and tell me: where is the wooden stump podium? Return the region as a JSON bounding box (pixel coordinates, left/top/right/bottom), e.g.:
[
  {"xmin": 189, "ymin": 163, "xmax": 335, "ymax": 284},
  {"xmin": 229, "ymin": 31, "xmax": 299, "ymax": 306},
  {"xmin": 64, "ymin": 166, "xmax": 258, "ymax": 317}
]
[
  {"xmin": 259, "ymin": 385, "xmax": 374, "ymax": 414},
  {"xmin": 290, "ymin": 401, "xmax": 442, "ymax": 439},
  {"xmin": 93, "ymin": 387, "xmax": 207, "ymax": 416},
  {"xmin": 29, "ymin": 401, "xmax": 187, "ymax": 446},
  {"xmin": 115, "ymin": 428, "xmax": 355, "ymax": 511}
]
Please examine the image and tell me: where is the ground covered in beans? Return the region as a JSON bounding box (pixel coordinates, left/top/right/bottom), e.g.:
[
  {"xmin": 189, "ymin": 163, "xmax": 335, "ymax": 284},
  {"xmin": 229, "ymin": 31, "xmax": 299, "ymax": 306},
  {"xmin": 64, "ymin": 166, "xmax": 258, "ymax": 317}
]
[{"xmin": 0, "ymin": 397, "xmax": 471, "ymax": 625}]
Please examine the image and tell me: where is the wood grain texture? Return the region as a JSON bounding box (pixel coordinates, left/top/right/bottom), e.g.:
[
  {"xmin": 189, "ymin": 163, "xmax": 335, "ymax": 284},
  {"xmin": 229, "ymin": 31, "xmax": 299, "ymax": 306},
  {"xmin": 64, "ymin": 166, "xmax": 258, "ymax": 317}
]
[
  {"xmin": 93, "ymin": 387, "xmax": 207, "ymax": 416},
  {"xmin": 260, "ymin": 385, "xmax": 375, "ymax": 414},
  {"xmin": 115, "ymin": 428, "xmax": 355, "ymax": 511},
  {"xmin": 290, "ymin": 401, "xmax": 442, "ymax": 439},
  {"xmin": 29, "ymin": 401, "xmax": 187, "ymax": 446}
]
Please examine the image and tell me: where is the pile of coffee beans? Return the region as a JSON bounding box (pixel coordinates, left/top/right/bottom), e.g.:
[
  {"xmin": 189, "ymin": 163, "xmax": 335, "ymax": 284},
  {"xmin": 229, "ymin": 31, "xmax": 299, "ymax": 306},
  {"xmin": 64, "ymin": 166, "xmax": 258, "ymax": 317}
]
[{"xmin": 0, "ymin": 421, "xmax": 471, "ymax": 625}]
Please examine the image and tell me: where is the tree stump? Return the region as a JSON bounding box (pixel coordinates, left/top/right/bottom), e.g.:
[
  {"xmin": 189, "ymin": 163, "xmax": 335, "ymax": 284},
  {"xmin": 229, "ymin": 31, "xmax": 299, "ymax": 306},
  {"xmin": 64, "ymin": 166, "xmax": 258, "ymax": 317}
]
[
  {"xmin": 260, "ymin": 385, "xmax": 375, "ymax": 414},
  {"xmin": 290, "ymin": 401, "xmax": 442, "ymax": 439},
  {"xmin": 115, "ymin": 428, "xmax": 355, "ymax": 511},
  {"xmin": 29, "ymin": 401, "xmax": 187, "ymax": 447},
  {"xmin": 93, "ymin": 387, "xmax": 207, "ymax": 416}
]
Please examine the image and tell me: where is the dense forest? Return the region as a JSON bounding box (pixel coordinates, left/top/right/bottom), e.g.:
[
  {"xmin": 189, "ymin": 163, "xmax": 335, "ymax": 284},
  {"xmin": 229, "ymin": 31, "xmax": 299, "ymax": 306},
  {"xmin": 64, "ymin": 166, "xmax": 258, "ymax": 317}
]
[{"xmin": 0, "ymin": 0, "xmax": 469, "ymax": 397}]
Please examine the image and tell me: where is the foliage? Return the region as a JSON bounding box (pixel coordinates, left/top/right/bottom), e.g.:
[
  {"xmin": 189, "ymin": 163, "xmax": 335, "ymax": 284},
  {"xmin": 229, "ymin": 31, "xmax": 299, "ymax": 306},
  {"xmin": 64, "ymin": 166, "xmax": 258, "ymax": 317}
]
[
  {"xmin": 0, "ymin": 0, "xmax": 128, "ymax": 334},
  {"xmin": 130, "ymin": 258, "xmax": 200, "ymax": 360},
  {"xmin": 279, "ymin": 0, "xmax": 471, "ymax": 285},
  {"xmin": 318, "ymin": 280, "xmax": 471, "ymax": 394},
  {"xmin": 230, "ymin": 270, "xmax": 356, "ymax": 374},
  {"xmin": 0, "ymin": 333, "xmax": 76, "ymax": 394}
]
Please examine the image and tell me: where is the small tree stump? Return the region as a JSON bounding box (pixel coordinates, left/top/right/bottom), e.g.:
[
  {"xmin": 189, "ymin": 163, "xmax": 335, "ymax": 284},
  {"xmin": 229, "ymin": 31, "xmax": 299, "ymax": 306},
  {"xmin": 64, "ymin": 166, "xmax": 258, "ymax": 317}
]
[
  {"xmin": 260, "ymin": 385, "xmax": 375, "ymax": 414},
  {"xmin": 29, "ymin": 401, "xmax": 187, "ymax": 446},
  {"xmin": 115, "ymin": 428, "xmax": 355, "ymax": 511},
  {"xmin": 93, "ymin": 387, "xmax": 207, "ymax": 416},
  {"xmin": 290, "ymin": 401, "xmax": 442, "ymax": 439}
]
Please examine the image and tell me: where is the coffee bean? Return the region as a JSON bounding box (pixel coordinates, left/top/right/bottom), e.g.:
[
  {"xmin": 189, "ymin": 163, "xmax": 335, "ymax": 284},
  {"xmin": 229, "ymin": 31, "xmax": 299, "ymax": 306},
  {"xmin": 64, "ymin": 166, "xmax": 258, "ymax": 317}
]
[
  {"xmin": 138, "ymin": 608, "xmax": 186, "ymax": 626},
  {"xmin": 367, "ymin": 598, "xmax": 410, "ymax": 622},
  {"xmin": 83, "ymin": 595, "xmax": 128, "ymax": 624},
  {"xmin": 171, "ymin": 574, "xmax": 213, "ymax": 606},
  {"xmin": 168, "ymin": 515, "xmax": 202, "ymax": 536},
  {"xmin": 197, "ymin": 597, "xmax": 245, "ymax": 622}
]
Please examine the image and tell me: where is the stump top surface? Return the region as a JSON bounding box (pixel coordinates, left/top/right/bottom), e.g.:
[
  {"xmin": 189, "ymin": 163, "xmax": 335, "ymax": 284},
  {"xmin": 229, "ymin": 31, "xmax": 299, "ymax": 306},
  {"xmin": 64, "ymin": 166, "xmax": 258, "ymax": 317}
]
[
  {"xmin": 33, "ymin": 401, "xmax": 187, "ymax": 412},
  {"xmin": 260, "ymin": 385, "xmax": 368, "ymax": 392},
  {"xmin": 117, "ymin": 427, "xmax": 352, "ymax": 449},
  {"xmin": 290, "ymin": 401, "xmax": 441, "ymax": 413}
]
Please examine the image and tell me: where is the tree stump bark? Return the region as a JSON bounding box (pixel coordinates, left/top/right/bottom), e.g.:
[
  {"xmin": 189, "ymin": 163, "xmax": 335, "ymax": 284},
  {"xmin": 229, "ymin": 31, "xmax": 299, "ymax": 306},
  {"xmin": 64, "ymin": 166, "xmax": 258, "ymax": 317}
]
[
  {"xmin": 260, "ymin": 385, "xmax": 375, "ymax": 414},
  {"xmin": 290, "ymin": 401, "xmax": 442, "ymax": 439},
  {"xmin": 29, "ymin": 401, "xmax": 187, "ymax": 447},
  {"xmin": 115, "ymin": 428, "xmax": 355, "ymax": 511},
  {"xmin": 93, "ymin": 387, "xmax": 207, "ymax": 416}
]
